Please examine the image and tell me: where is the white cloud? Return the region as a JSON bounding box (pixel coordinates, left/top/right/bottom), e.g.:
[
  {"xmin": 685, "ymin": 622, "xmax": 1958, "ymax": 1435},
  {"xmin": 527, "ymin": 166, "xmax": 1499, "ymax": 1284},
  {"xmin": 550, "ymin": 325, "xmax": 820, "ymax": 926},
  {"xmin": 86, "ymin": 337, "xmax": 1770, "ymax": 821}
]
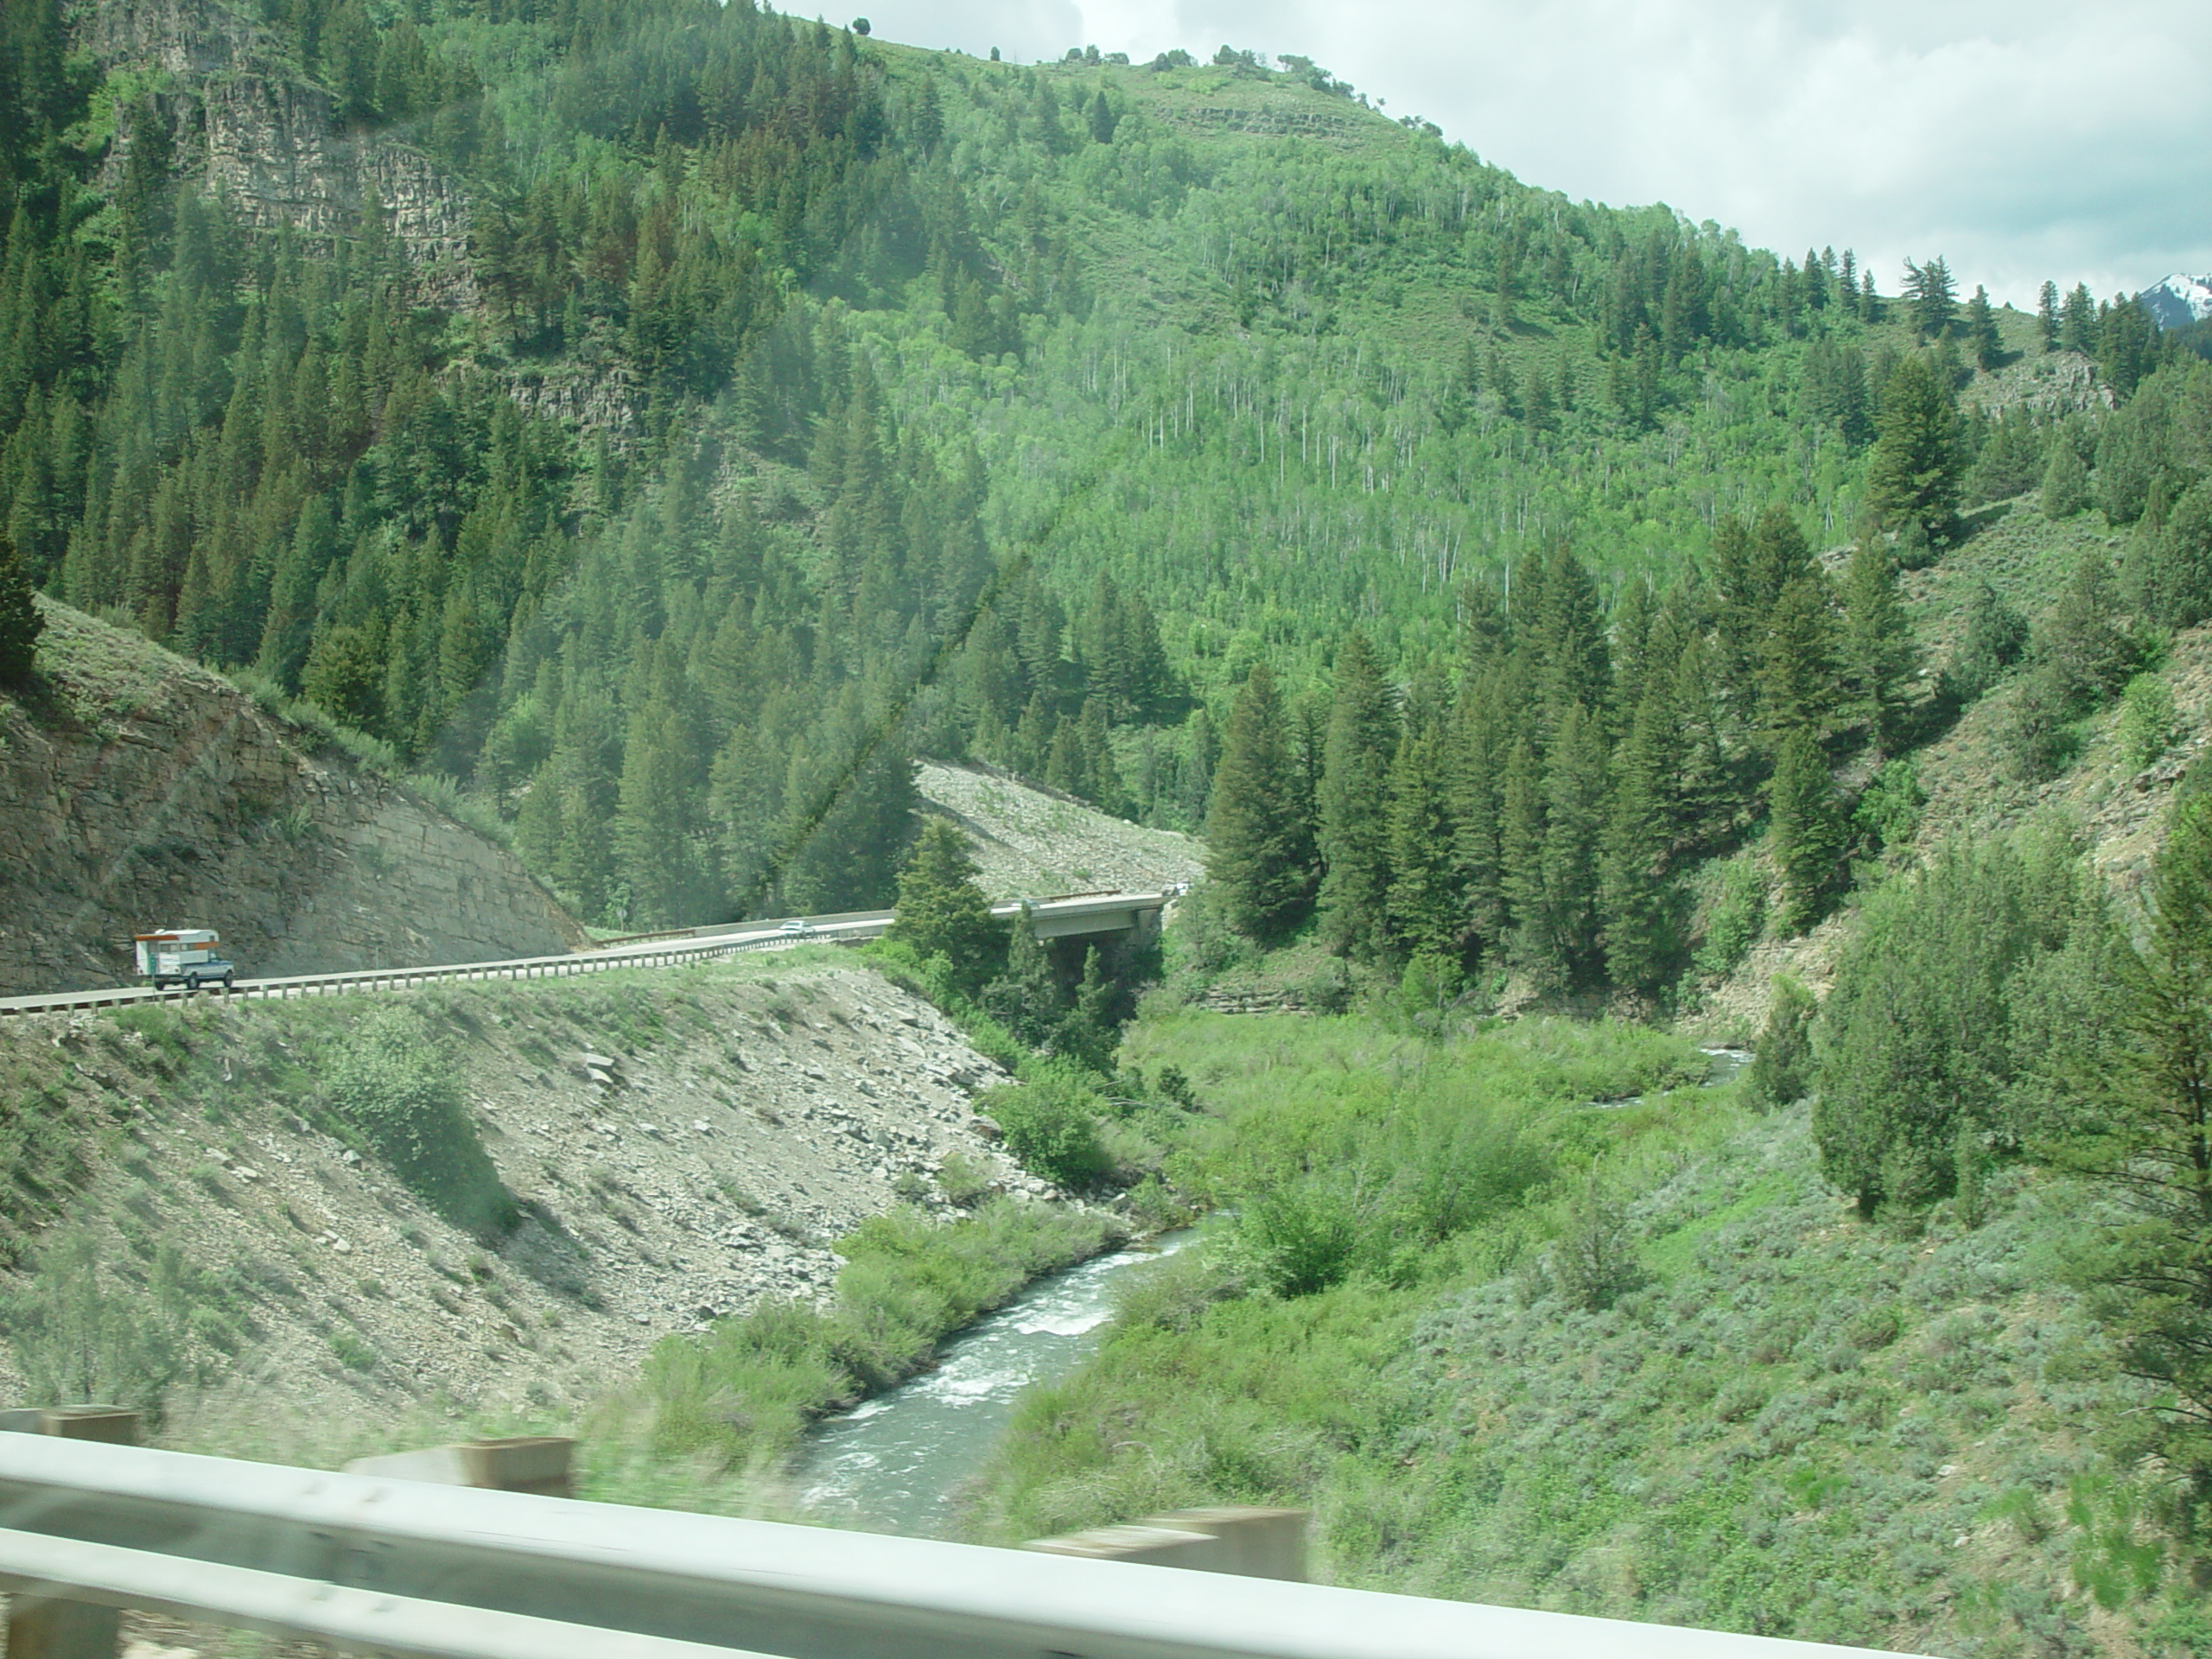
[{"xmin": 856, "ymin": 0, "xmax": 2212, "ymax": 307}]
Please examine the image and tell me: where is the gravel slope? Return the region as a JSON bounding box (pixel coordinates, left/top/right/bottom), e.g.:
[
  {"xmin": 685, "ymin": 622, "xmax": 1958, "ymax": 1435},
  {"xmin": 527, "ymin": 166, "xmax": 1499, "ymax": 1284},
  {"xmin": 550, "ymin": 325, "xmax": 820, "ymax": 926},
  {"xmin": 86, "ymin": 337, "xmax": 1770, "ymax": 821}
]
[
  {"xmin": 1, "ymin": 955, "xmax": 1051, "ymax": 1442},
  {"xmin": 916, "ymin": 762, "xmax": 1204, "ymax": 899}
]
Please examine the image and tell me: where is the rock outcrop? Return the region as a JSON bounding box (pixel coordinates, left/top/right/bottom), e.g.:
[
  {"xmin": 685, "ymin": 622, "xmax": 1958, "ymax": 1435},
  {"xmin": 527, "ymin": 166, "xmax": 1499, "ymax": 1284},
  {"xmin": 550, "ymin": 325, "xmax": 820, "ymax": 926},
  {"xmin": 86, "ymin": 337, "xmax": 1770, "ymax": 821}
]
[
  {"xmin": 86, "ymin": 0, "xmax": 480, "ymax": 312},
  {"xmin": 0, "ymin": 602, "xmax": 584, "ymax": 995}
]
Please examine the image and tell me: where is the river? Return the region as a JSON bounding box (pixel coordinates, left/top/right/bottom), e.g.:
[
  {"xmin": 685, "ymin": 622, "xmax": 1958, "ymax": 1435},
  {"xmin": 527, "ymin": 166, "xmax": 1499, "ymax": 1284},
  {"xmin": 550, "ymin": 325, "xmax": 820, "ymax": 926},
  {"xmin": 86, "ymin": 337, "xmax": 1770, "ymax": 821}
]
[
  {"xmin": 795, "ymin": 1045, "xmax": 1751, "ymax": 1535},
  {"xmin": 791, "ymin": 1228, "xmax": 1198, "ymax": 1538}
]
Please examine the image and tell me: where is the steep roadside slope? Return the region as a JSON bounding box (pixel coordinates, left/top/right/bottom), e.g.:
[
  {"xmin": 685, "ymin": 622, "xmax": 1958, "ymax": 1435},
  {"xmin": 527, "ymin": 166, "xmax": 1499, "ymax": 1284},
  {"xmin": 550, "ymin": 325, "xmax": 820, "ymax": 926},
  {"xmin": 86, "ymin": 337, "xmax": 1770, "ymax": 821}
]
[
  {"xmin": 0, "ymin": 601, "xmax": 586, "ymax": 995},
  {"xmin": 0, "ymin": 952, "xmax": 1049, "ymax": 1442},
  {"xmin": 917, "ymin": 761, "xmax": 1205, "ymax": 898}
]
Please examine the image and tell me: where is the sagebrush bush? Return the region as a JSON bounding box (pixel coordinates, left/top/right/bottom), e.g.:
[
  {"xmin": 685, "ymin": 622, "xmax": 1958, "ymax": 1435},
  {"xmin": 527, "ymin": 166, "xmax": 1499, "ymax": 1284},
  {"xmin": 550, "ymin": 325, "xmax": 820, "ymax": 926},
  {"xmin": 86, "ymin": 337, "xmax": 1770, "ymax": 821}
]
[
  {"xmin": 324, "ymin": 1007, "xmax": 515, "ymax": 1235},
  {"xmin": 983, "ymin": 1069, "xmax": 1112, "ymax": 1187}
]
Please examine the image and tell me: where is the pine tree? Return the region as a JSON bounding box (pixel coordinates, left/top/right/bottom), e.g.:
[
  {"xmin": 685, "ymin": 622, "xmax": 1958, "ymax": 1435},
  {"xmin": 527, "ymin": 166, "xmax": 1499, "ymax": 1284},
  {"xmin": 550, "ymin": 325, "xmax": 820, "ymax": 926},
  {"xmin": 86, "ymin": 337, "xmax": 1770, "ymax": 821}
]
[
  {"xmin": 775, "ymin": 703, "xmax": 918, "ymax": 914},
  {"xmin": 1448, "ymin": 668, "xmax": 1508, "ymax": 957},
  {"xmin": 1963, "ymin": 285, "xmax": 2002, "ymax": 372},
  {"xmin": 2071, "ymin": 796, "xmax": 2212, "ymax": 1474},
  {"xmin": 2062, "ymin": 283, "xmax": 2098, "ymax": 355},
  {"xmin": 1714, "ymin": 508, "xmax": 1817, "ymax": 724},
  {"xmin": 2039, "ymin": 550, "xmax": 2134, "ymax": 712},
  {"xmin": 2041, "ymin": 442, "xmax": 2089, "ymax": 520},
  {"xmin": 2096, "ymin": 295, "xmax": 2160, "ymax": 403},
  {"xmin": 613, "ymin": 700, "xmax": 702, "ymax": 926},
  {"xmin": 1052, "ymin": 945, "xmax": 1119, "ymax": 1073},
  {"xmin": 1839, "ymin": 540, "xmax": 1916, "ymax": 748},
  {"xmin": 1903, "ymin": 256, "xmax": 1956, "ymax": 340},
  {"xmin": 1744, "ymin": 976, "xmax": 1816, "ymax": 1109},
  {"xmin": 1179, "ymin": 705, "xmax": 1217, "ymax": 828},
  {"xmin": 1382, "ymin": 691, "xmax": 1459, "ymax": 963},
  {"xmin": 1770, "ymin": 727, "xmax": 1844, "ymax": 933},
  {"xmin": 890, "ymin": 817, "xmax": 1006, "ymax": 995},
  {"xmin": 2037, "ymin": 281, "xmax": 2060, "ymax": 353},
  {"xmin": 1756, "ymin": 573, "xmax": 1839, "ymax": 746},
  {"xmin": 1075, "ymin": 696, "xmax": 1126, "ymax": 815},
  {"xmin": 1534, "ymin": 544, "xmax": 1610, "ymax": 728},
  {"xmin": 1206, "ymin": 663, "xmax": 1317, "ymax": 941},
  {"xmin": 1600, "ymin": 683, "xmax": 1679, "ymax": 995},
  {"xmin": 1316, "ymin": 631, "xmax": 1398, "ymax": 956},
  {"xmin": 984, "ymin": 904, "xmax": 1064, "ymax": 1047},
  {"xmin": 1864, "ymin": 354, "xmax": 1962, "ymax": 544},
  {"xmin": 1498, "ymin": 735, "xmax": 1547, "ymax": 971},
  {"xmin": 0, "ymin": 531, "xmax": 43, "ymax": 687},
  {"xmin": 1532, "ymin": 702, "xmax": 1607, "ymax": 990}
]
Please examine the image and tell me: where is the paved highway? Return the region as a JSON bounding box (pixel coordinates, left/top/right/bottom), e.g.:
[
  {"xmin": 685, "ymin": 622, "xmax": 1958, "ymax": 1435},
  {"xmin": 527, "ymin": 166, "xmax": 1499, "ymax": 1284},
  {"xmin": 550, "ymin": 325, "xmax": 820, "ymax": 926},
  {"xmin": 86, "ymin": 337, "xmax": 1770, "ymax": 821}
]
[{"xmin": 0, "ymin": 892, "xmax": 1173, "ymax": 1020}]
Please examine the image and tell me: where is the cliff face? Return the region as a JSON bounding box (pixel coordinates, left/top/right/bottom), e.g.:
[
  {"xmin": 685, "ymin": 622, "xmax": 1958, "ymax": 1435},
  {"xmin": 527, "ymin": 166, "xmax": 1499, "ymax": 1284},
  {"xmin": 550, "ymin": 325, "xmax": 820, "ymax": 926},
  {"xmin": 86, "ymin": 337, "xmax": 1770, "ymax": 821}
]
[
  {"xmin": 87, "ymin": 0, "xmax": 480, "ymax": 312},
  {"xmin": 0, "ymin": 603, "xmax": 584, "ymax": 995}
]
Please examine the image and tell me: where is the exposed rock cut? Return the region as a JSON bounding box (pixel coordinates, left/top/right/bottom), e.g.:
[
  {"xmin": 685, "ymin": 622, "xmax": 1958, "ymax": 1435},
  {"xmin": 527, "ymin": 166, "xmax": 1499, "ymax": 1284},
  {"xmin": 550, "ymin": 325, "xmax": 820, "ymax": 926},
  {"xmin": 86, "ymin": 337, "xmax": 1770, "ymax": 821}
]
[{"xmin": 0, "ymin": 603, "xmax": 584, "ymax": 994}]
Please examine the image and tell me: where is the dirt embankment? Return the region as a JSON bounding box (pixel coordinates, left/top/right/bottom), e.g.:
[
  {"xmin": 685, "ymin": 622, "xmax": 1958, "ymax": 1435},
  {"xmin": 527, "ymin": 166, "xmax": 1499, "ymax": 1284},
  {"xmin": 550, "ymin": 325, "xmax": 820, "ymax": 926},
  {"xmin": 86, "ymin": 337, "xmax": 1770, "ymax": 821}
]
[
  {"xmin": 0, "ymin": 954, "xmax": 1053, "ymax": 1439},
  {"xmin": 916, "ymin": 761, "xmax": 1204, "ymax": 898},
  {"xmin": 0, "ymin": 602, "xmax": 584, "ymax": 995}
]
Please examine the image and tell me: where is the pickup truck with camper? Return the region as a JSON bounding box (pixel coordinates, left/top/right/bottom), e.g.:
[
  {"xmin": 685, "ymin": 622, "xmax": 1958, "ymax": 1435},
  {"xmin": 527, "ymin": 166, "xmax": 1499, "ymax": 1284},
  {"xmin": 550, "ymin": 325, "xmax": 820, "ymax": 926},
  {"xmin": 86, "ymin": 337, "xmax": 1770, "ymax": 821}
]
[{"xmin": 135, "ymin": 929, "xmax": 238, "ymax": 990}]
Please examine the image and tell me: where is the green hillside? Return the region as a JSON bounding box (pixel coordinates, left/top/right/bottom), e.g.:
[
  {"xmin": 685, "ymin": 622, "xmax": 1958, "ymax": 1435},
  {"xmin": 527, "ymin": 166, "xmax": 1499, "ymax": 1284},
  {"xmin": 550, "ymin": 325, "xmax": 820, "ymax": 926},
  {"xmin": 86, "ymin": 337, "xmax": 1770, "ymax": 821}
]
[
  {"xmin": 964, "ymin": 1007, "xmax": 2205, "ymax": 1656},
  {"xmin": 0, "ymin": 0, "xmax": 2185, "ymax": 948},
  {"xmin": 12, "ymin": 3, "xmax": 2212, "ymax": 1653}
]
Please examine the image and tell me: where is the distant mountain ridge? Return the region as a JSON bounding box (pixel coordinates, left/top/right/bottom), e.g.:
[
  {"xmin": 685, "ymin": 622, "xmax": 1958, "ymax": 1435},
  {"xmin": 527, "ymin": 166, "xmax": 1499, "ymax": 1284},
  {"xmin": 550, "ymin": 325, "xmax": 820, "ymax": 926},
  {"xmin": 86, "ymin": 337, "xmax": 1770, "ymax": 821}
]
[{"xmin": 2140, "ymin": 272, "xmax": 2212, "ymax": 327}]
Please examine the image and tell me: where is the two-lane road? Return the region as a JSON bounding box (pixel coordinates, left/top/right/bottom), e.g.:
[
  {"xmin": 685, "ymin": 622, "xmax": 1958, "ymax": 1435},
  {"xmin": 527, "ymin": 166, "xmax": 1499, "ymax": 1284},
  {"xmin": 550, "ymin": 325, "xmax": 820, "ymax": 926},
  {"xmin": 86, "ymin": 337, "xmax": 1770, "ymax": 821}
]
[{"xmin": 0, "ymin": 891, "xmax": 1176, "ymax": 1019}]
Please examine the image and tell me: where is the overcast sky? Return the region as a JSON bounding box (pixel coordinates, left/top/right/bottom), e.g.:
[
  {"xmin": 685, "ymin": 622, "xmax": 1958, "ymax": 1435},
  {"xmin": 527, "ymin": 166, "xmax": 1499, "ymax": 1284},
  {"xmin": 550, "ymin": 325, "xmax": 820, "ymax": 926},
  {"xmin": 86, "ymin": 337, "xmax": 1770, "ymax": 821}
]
[{"xmin": 851, "ymin": 1, "xmax": 2210, "ymax": 310}]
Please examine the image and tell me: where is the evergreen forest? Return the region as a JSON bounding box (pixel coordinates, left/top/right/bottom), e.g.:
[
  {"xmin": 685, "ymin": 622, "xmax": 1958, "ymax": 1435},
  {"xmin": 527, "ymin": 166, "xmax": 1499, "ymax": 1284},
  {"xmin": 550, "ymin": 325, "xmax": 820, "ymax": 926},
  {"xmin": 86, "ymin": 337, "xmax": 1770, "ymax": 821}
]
[
  {"xmin": 18, "ymin": 3, "xmax": 2212, "ymax": 1653},
  {"xmin": 1, "ymin": 0, "xmax": 2196, "ymax": 956}
]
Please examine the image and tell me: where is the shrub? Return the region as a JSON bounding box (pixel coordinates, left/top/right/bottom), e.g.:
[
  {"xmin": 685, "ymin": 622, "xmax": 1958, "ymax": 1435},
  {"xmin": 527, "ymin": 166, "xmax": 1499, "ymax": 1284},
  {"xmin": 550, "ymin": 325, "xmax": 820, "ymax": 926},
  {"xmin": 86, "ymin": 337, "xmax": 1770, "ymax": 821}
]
[
  {"xmin": 645, "ymin": 1199, "xmax": 1118, "ymax": 1466},
  {"xmin": 3, "ymin": 1229, "xmax": 244, "ymax": 1414},
  {"xmin": 935, "ymin": 1151, "xmax": 995, "ymax": 1206},
  {"xmin": 324, "ymin": 1007, "xmax": 516, "ymax": 1235},
  {"xmin": 983, "ymin": 1070, "xmax": 1113, "ymax": 1187},
  {"xmin": 1851, "ymin": 759, "xmax": 1925, "ymax": 859},
  {"xmin": 1238, "ymin": 1179, "xmax": 1365, "ymax": 1296},
  {"xmin": 2119, "ymin": 672, "xmax": 2177, "ymax": 766},
  {"xmin": 1694, "ymin": 857, "xmax": 1766, "ymax": 979},
  {"xmin": 1115, "ymin": 1247, "xmax": 1242, "ymax": 1332},
  {"xmin": 1552, "ymin": 1166, "xmax": 1645, "ymax": 1313}
]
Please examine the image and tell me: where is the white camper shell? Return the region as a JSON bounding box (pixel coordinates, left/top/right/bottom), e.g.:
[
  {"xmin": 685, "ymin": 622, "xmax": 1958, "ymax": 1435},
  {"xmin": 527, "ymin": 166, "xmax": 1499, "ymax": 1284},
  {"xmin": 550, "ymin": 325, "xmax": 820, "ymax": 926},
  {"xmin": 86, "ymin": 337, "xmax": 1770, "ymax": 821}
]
[{"xmin": 134, "ymin": 929, "xmax": 237, "ymax": 990}]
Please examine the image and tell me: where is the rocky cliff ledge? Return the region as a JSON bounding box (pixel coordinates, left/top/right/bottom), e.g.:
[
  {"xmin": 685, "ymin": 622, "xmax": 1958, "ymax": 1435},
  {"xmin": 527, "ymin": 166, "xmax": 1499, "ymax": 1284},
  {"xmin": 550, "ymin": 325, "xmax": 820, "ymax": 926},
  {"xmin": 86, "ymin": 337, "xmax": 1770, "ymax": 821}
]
[
  {"xmin": 86, "ymin": 0, "xmax": 480, "ymax": 313},
  {"xmin": 0, "ymin": 602, "xmax": 585, "ymax": 995}
]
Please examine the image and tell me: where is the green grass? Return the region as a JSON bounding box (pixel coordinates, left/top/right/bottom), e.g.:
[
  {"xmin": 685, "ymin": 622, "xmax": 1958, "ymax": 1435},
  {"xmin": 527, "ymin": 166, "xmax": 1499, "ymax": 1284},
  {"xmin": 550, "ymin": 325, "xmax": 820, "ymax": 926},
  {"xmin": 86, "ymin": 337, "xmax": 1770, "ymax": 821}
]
[
  {"xmin": 641, "ymin": 1198, "xmax": 1125, "ymax": 1475},
  {"xmin": 960, "ymin": 1002, "xmax": 2197, "ymax": 1656}
]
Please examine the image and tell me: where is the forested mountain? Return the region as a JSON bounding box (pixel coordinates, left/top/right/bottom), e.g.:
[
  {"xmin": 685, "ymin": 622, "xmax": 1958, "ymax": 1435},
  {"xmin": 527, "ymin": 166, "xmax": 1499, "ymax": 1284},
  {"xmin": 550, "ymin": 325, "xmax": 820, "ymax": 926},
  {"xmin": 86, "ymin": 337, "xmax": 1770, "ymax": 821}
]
[{"xmin": 0, "ymin": 0, "xmax": 2190, "ymax": 957}]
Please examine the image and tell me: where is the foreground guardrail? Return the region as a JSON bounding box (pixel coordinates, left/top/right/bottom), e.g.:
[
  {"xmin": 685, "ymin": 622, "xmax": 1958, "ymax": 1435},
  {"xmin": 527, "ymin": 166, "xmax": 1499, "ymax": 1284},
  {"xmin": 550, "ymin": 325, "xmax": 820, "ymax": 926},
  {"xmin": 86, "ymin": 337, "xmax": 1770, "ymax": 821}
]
[{"xmin": 0, "ymin": 1436, "xmax": 1907, "ymax": 1659}]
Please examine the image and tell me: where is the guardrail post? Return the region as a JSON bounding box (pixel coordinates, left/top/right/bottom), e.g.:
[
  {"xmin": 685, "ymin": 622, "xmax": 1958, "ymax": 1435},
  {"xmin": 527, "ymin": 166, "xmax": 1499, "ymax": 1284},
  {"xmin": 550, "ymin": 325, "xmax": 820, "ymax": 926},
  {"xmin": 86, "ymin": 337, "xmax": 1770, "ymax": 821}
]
[
  {"xmin": 345, "ymin": 1435, "xmax": 572, "ymax": 1497},
  {"xmin": 6, "ymin": 1595, "xmax": 118, "ymax": 1659},
  {"xmin": 4, "ymin": 1408, "xmax": 140, "ymax": 1657},
  {"xmin": 1023, "ymin": 1507, "xmax": 1307, "ymax": 1581}
]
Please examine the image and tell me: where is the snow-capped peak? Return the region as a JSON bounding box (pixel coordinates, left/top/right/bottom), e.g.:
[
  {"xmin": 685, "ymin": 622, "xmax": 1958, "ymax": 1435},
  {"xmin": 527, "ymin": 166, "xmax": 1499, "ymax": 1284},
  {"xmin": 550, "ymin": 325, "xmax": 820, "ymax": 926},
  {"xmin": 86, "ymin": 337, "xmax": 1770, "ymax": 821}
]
[{"xmin": 2139, "ymin": 273, "xmax": 2212, "ymax": 329}]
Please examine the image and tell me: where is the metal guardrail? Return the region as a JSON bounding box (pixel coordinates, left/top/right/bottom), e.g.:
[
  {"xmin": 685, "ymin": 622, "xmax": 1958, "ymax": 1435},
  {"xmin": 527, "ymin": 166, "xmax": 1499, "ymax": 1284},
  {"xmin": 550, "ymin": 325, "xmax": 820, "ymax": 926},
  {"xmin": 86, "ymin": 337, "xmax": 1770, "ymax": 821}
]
[
  {"xmin": 0, "ymin": 1436, "xmax": 1908, "ymax": 1659},
  {"xmin": 0, "ymin": 918, "xmax": 888, "ymax": 1020},
  {"xmin": 0, "ymin": 891, "xmax": 1175, "ymax": 1020}
]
